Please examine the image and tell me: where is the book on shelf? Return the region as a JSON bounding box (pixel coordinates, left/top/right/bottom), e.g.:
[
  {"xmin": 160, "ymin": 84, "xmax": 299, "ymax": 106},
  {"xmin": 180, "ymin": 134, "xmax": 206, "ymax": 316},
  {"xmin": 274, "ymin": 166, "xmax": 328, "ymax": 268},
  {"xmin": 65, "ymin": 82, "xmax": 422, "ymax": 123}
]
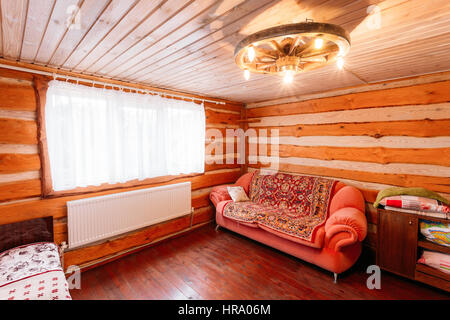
[{"xmin": 383, "ymin": 206, "xmax": 449, "ymax": 220}]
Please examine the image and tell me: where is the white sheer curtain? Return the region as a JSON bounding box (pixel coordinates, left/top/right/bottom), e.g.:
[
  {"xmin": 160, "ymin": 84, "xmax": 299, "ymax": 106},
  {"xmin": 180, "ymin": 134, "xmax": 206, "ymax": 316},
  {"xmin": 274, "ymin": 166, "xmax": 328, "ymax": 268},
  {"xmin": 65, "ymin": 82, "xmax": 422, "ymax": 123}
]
[{"xmin": 45, "ymin": 80, "xmax": 205, "ymax": 191}]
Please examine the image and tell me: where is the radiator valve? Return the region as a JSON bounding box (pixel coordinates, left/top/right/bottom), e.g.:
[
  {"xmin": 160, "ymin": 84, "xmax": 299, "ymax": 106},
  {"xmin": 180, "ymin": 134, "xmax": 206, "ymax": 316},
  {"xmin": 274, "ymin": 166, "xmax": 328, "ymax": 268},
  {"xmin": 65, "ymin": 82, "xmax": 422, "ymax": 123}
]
[{"xmin": 60, "ymin": 241, "xmax": 68, "ymax": 253}]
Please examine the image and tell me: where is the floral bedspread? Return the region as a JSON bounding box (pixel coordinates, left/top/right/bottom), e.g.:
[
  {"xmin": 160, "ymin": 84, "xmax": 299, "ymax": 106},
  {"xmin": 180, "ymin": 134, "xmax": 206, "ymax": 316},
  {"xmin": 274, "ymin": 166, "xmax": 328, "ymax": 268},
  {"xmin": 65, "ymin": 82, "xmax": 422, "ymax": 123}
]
[
  {"xmin": 0, "ymin": 242, "xmax": 71, "ymax": 300},
  {"xmin": 223, "ymin": 172, "xmax": 336, "ymax": 242}
]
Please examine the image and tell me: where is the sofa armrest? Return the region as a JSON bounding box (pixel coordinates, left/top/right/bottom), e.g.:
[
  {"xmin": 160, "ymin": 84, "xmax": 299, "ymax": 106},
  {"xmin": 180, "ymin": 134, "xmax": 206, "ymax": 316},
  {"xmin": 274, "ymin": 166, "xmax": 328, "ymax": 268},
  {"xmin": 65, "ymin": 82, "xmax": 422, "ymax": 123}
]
[
  {"xmin": 210, "ymin": 185, "xmax": 234, "ymax": 207},
  {"xmin": 324, "ymin": 207, "xmax": 367, "ymax": 252}
]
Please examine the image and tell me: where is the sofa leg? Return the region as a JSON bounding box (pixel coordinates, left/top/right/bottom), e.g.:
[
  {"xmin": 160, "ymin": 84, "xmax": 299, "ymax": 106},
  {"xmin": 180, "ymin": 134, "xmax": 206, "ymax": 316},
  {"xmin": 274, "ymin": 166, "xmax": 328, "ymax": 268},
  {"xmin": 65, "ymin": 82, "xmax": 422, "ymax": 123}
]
[
  {"xmin": 333, "ymin": 273, "xmax": 338, "ymax": 284},
  {"xmin": 215, "ymin": 224, "xmax": 220, "ymax": 232}
]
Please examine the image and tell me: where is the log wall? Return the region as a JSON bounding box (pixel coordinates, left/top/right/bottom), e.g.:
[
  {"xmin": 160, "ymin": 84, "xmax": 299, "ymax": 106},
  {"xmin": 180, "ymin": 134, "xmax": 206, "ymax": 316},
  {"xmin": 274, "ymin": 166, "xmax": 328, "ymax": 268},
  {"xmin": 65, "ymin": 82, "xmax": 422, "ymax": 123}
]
[
  {"xmin": 0, "ymin": 67, "xmax": 244, "ymax": 269},
  {"xmin": 246, "ymin": 74, "xmax": 450, "ymax": 251}
]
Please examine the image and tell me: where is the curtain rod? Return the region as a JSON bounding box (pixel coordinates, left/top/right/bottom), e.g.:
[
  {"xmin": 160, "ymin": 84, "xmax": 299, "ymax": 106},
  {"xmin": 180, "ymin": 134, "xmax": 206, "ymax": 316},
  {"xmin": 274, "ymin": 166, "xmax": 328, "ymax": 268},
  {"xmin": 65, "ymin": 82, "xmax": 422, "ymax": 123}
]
[{"xmin": 0, "ymin": 63, "xmax": 226, "ymax": 105}]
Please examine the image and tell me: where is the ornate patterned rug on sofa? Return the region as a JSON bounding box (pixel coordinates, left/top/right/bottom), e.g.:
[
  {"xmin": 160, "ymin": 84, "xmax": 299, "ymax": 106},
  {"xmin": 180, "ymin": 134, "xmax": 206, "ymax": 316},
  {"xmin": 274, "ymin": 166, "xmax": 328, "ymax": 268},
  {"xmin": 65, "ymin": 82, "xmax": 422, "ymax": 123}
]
[{"xmin": 223, "ymin": 172, "xmax": 336, "ymax": 242}]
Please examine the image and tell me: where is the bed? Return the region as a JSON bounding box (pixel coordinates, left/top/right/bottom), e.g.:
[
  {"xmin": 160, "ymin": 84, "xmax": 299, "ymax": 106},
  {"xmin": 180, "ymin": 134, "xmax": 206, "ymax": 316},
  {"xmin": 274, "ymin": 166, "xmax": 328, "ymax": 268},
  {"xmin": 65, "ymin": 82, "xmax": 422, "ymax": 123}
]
[{"xmin": 0, "ymin": 217, "xmax": 71, "ymax": 300}]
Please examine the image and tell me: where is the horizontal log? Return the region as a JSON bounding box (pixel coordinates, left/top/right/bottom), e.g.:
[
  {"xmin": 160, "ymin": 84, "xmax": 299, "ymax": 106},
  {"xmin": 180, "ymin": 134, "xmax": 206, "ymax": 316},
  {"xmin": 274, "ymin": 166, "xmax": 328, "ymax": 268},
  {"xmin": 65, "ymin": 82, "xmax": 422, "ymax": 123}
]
[
  {"xmin": 194, "ymin": 170, "xmax": 241, "ymax": 189},
  {"xmin": 0, "ymin": 67, "xmax": 35, "ymax": 81},
  {"xmin": 204, "ymin": 101, "xmax": 242, "ymax": 113},
  {"xmin": 192, "ymin": 192, "xmax": 211, "ymax": 209},
  {"xmin": 192, "ymin": 206, "xmax": 214, "ymax": 225},
  {"xmin": 206, "ymin": 141, "xmax": 239, "ymax": 156},
  {"xmin": 255, "ymin": 119, "xmax": 450, "ymax": 138},
  {"xmin": 252, "ymin": 156, "xmax": 450, "ymax": 178},
  {"xmin": 0, "ymin": 198, "xmax": 68, "ymax": 225},
  {"xmin": 206, "ymin": 153, "xmax": 239, "ymax": 164},
  {"xmin": 248, "ymin": 103, "xmax": 450, "ymax": 127},
  {"xmin": 0, "ymin": 153, "xmax": 41, "ymax": 173},
  {"xmin": 206, "ymin": 123, "xmax": 239, "ymax": 129},
  {"xmin": 247, "ymin": 80, "xmax": 450, "ymax": 118},
  {"xmin": 205, "ymin": 109, "xmax": 241, "ymax": 125},
  {"xmin": 249, "ymin": 162, "xmax": 450, "ymax": 194},
  {"xmin": 247, "ymin": 73, "xmax": 450, "ymax": 109},
  {"xmin": 0, "ymin": 179, "xmax": 41, "ymax": 202},
  {"xmin": 205, "ymin": 162, "xmax": 240, "ymax": 171},
  {"xmin": 0, "ymin": 118, "xmax": 37, "ymax": 144},
  {"xmin": 258, "ymin": 136, "xmax": 450, "ymax": 149},
  {"xmin": 275, "ymin": 145, "xmax": 450, "ymax": 166},
  {"xmin": 0, "ymin": 84, "xmax": 36, "ymax": 111}
]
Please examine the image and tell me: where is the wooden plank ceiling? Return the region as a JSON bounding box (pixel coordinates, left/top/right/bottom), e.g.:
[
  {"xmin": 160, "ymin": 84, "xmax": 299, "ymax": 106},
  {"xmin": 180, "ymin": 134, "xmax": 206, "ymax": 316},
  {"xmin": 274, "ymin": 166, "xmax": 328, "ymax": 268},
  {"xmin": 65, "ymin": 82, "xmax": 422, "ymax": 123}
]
[{"xmin": 0, "ymin": 0, "xmax": 449, "ymax": 103}]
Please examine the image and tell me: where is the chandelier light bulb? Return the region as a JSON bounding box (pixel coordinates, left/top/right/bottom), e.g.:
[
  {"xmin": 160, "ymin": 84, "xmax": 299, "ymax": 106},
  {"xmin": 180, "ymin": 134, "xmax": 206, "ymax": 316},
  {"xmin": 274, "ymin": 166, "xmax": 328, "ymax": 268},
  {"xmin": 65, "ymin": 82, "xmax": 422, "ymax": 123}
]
[
  {"xmin": 247, "ymin": 46, "xmax": 255, "ymax": 62},
  {"xmin": 283, "ymin": 70, "xmax": 294, "ymax": 84},
  {"xmin": 244, "ymin": 69, "xmax": 250, "ymax": 80},
  {"xmin": 337, "ymin": 57, "xmax": 345, "ymax": 69},
  {"xmin": 314, "ymin": 38, "xmax": 323, "ymax": 49}
]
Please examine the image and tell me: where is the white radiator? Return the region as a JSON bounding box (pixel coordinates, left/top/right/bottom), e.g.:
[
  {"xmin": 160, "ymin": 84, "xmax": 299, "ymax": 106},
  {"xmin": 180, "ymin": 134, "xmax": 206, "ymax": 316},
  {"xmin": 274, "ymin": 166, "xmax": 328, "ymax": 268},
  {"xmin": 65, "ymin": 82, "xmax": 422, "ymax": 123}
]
[{"xmin": 67, "ymin": 182, "xmax": 192, "ymax": 249}]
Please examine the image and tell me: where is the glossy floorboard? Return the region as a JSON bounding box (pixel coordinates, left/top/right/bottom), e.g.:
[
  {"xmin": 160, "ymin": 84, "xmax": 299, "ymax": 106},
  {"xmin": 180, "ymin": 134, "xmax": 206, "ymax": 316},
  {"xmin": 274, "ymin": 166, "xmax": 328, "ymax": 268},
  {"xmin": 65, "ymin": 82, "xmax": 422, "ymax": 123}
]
[{"xmin": 70, "ymin": 224, "xmax": 449, "ymax": 300}]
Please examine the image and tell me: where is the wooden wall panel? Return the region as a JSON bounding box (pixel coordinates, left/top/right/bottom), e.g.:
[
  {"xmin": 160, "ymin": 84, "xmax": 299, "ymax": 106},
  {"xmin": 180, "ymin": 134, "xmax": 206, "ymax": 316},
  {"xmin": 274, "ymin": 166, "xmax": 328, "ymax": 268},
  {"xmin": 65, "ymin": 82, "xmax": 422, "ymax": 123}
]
[
  {"xmin": 0, "ymin": 67, "xmax": 244, "ymax": 269},
  {"xmin": 0, "ymin": 84, "xmax": 36, "ymax": 111},
  {"xmin": 0, "ymin": 119, "xmax": 37, "ymax": 144},
  {"xmin": 246, "ymin": 76, "xmax": 450, "ymax": 253},
  {"xmin": 0, "ymin": 153, "xmax": 41, "ymax": 173},
  {"xmin": 0, "ymin": 179, "xmax": 42, "ymax": 202}
]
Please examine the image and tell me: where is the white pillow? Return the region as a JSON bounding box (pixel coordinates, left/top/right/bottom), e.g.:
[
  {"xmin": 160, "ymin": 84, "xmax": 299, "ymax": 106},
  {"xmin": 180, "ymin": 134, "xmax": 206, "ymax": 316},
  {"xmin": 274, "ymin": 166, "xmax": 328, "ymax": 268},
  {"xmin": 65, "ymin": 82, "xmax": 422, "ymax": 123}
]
[{"xmin": 227, "ymin": 186, "xmax": 250, "ymax": 202}]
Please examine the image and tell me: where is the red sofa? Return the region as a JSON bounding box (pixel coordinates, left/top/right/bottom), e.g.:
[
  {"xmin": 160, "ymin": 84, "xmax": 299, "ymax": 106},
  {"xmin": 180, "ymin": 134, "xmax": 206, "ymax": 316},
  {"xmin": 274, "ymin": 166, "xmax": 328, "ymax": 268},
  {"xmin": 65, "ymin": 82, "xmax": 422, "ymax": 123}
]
[{"xmin": 210, "ymin": 171, "xmax": 367, "ymax": 281}]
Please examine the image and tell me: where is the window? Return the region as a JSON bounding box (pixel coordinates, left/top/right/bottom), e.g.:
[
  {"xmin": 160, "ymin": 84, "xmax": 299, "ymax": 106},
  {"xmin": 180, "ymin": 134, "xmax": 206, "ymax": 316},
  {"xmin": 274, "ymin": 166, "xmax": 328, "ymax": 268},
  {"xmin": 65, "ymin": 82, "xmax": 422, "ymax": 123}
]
[{"xmin": 45, "ymin": 80, "xmax": 205, "ymax": 192}]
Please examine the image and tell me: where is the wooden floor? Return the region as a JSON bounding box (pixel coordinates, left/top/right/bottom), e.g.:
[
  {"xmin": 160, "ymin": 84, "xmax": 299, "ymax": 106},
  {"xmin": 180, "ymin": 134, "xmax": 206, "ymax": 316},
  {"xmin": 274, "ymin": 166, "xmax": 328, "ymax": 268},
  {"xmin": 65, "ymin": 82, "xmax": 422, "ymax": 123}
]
[{"xmin": 70, "ymin": 224, "xmax": 449, "ymax": 300}]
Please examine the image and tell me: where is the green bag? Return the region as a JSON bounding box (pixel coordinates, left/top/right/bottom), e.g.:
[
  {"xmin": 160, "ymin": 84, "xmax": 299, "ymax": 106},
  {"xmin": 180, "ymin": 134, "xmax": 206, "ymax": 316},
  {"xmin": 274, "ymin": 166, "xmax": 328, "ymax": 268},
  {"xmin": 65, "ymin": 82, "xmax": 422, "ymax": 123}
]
[{"xmin": 374, "ymin": 187, "xmax": 449, "ymax": 208}]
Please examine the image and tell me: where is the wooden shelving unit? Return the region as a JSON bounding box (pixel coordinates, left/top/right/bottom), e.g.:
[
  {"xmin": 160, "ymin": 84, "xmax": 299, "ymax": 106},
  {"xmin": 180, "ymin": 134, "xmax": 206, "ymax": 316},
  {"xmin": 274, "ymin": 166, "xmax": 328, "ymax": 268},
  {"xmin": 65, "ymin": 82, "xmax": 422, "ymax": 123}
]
[
  {"xmin": 377, "ymin": 208, "xmax": 450, "ymax": 292},
  {"xmin": 418, "ymin": 239, "xmax": 450, "ymax": 255},
  {"xmin": 415, "ymin": 263, "xmax": 450, "ymax": 292}
]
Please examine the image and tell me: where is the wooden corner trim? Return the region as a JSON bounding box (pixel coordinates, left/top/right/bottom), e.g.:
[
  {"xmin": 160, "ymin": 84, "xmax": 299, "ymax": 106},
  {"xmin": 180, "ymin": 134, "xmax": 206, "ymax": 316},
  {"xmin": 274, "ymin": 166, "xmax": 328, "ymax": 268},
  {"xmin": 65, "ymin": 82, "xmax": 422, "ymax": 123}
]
[{"xmin": 33, "ymin": 75, "xmax": 53, "ymax": 198}]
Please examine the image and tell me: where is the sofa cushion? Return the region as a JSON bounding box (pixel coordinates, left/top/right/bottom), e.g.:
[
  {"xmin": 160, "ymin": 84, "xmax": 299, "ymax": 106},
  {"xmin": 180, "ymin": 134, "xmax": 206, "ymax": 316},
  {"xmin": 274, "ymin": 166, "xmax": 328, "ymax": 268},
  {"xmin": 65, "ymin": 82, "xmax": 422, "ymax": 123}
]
[
  {"xmin": 227, "ymin": 186, "xmax": 250, "ymax": 202},
  {"xmin": 235, "ymin": 172, "xmax": 255, "ymax": 194},
  {"xmin": 258, "ymin": 224, "xmax": 325, "ymax": 248},
  {"xmin": 210, "ymin": 185, "xmax": 233, "ymax": 207}
]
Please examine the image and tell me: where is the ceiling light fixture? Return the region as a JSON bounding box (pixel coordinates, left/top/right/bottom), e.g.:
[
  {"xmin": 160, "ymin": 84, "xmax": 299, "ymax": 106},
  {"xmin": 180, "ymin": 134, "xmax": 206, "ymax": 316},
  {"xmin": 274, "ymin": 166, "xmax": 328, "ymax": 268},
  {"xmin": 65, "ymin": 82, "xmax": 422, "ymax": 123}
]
[
  {"xmin": 247, "ymin": 46, "xmax": 255, "ymax": 62},
  {"xmin": 336, "ymin": 56, "xmax": 345, "ymax": 70},
  {"xmin": 244, "ymin": 69, "xmax": 250, "ymax": 80},
  {"xmin": 314, "ymin": 38, "xmax": 324, "ymax": 49},
  {"xmin": 235, "ymin": 21, "xmax": 351, "ymax": 83}
]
